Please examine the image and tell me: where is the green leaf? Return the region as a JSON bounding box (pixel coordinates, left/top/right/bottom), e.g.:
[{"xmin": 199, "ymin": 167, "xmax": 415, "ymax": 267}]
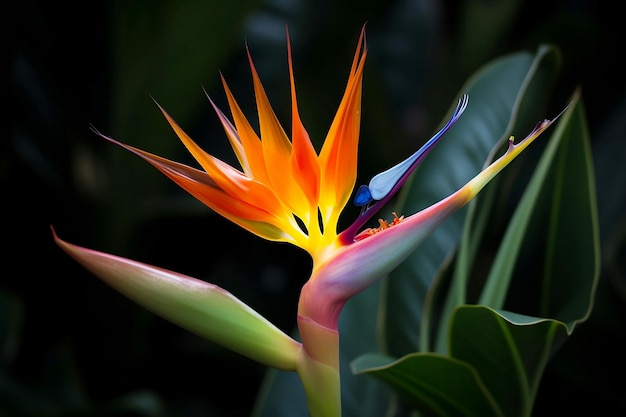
[
  {"xmin": 352, "ymin": 306, "xmax": 571, "ymax": 417},
  {"xmin": 351, "ymin": 352, "xmax": 503, "ymax": 417},
  {"xmin": 449, "ymin": 306, "xmax": 570, "ymax": 417},
  {"xmin": 476, "ymin": 91, "xmax": 600, "ymax": 329},
  {"xmin": 531, "ymin": 97, "xmax": 600, "ymax": 326}
]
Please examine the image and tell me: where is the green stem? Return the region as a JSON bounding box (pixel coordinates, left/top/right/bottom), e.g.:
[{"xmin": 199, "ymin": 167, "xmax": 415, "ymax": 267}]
[{"xmin": 296, "ymin": 315, "xmax": 341, "ymax": 417}]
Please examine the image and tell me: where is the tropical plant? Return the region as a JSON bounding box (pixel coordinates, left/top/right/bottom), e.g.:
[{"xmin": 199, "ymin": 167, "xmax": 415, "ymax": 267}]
[{"xmin": 53, "ymin": 27, "xmax": 598, "ymax": 417}]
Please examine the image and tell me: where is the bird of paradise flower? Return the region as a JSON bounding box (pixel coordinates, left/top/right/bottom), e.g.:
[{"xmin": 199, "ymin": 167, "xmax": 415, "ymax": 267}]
[{"xmin": 53, "ymin": 26, "xmax": 564, "ymax": 417}]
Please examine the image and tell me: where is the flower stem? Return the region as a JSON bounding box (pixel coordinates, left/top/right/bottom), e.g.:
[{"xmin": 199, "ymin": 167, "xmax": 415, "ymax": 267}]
[{"xmin": 296, "ymin": 314, "xmax": 341, "ymax": 417}]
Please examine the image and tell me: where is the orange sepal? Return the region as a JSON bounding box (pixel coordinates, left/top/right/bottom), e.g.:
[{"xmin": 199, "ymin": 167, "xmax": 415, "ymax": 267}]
[{"xmin": 318, "ymin": 26, "xmax": 367, "ymax": 221}]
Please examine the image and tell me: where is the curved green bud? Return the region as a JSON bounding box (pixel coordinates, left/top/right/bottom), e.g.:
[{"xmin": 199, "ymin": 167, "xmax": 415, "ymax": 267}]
[{"xmin": 52, "ymin": 227, "xmax": 301, "ymax": 371}]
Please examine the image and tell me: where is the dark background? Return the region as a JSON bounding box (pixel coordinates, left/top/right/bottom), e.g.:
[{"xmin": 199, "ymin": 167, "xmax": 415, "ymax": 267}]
[{"xmin": 6, "ymin": 0, "xmax": 625, "ymax": 416}]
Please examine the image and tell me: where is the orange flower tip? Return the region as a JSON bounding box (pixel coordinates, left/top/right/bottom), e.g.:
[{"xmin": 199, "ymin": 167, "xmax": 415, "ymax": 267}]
[{"xmin": 88, "ymin": 124, "xmax": 119, "ymax": 147}]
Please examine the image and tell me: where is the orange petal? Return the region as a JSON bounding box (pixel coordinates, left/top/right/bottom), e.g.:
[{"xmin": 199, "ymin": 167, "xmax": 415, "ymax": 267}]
[
  {"xmin": 286, "ymin": 29, "xmax": 321, "ymax": 222},
  {"xmin": 137, "ymin": 157, "xmax": 295, "ymax": 242},
  {"xmin": 318, "ymin": 26, "xmax": 367, "ymax": 221},
  {"xmin": 153, "ymin": 105, "xmax": 288, "ymax": 218},
  {"xmin": 219, "ymin": 76, "xmax": 271, "ymax": 184},
  {"xmin": 246, "ymin": 48, "xmax": 310, "ymax": 218},
  {"xmin": 93, "ymin": 129, "xmax": 298, "ymax": 242}
]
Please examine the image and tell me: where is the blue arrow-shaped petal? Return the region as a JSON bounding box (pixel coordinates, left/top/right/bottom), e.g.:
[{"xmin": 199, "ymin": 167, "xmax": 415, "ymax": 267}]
[{"xmin": 354, "ymin": 94, "xmax": 468, "ymax": 206}]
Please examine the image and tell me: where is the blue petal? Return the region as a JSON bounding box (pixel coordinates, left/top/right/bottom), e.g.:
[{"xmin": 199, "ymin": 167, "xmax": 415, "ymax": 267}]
[
  {"xmin": 365, "ymin": 94, "xmax": 468, "ymax": 201},
  {"xmin": 354, "ymin": 184, "xmax": 373, "ymax": 206}
]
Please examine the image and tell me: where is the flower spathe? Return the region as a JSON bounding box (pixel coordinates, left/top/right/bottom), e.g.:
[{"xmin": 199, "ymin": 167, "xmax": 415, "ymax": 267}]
[{"xmin": 55, "ymin": 25, "xmax": 564, "ymax": 417}]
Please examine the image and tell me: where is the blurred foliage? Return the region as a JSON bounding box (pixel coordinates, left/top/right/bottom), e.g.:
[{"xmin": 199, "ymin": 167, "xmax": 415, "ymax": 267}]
[{"xmin": 7, "ymin": 0, "xmax": 625, "ymax": 416}]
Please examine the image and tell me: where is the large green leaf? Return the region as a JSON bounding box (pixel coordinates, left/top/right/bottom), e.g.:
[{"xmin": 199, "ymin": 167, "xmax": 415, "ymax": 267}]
[
  {"xmin": 352, "ymin": 352, "xmax": 503, "ymax": 417},
  {"xmin": 353, "ymin": 306, "xmax": 569, "ymax": 417},
  {"xmin": 448, "ymin": 306, "xmax": 569, "ymax": 417}
]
